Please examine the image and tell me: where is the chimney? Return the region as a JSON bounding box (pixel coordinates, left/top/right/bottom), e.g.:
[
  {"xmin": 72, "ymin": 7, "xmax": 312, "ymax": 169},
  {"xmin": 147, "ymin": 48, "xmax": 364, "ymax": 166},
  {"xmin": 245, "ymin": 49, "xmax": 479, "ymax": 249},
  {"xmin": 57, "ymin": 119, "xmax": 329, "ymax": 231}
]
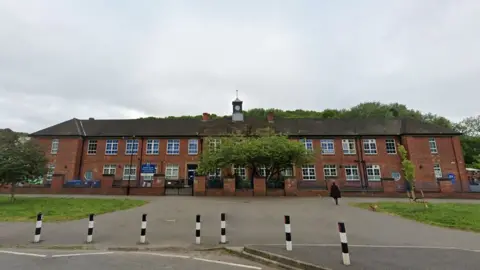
[
  {"xmin": 202, "ymin": 112, "xmax": 210, "ymax": 121},
  {"xmin": 88, "ymin": 117, "xmax": 95, "ymax": 120},
  {"xmin": 267, "ymin": 112, "xmax": 274, "ymax": 123}
]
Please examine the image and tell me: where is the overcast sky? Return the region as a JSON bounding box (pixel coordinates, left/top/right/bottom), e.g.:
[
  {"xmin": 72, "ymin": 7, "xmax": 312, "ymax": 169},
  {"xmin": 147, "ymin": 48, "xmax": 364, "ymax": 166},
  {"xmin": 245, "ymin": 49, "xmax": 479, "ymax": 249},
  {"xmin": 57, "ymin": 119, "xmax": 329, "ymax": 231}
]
[{"xmin": 1, "ymin": 0, "xmax": 479, "ymax": 133}]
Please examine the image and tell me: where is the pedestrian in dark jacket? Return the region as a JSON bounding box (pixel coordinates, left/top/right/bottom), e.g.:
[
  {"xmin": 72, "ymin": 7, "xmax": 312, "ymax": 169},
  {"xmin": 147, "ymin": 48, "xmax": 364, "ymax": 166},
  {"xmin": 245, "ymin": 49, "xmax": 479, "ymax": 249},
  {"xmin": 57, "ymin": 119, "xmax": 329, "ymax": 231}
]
[{"xmin": 330, "ymin": 181, "xmax": 341, "ymax": 205}]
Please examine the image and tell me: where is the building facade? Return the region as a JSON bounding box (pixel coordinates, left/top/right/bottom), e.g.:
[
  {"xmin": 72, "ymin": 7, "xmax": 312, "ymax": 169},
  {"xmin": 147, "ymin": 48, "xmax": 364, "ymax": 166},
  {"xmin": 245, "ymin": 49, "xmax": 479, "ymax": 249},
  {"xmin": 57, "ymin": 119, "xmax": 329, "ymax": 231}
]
[{"xmin": 28, "ymin": 97, "xmax": 469, "ymax": 194}]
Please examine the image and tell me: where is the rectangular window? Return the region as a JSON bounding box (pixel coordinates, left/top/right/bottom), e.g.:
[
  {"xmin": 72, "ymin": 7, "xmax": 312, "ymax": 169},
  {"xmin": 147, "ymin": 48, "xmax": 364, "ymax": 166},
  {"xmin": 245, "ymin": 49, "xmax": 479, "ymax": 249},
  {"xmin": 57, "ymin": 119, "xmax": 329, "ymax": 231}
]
[
  {"xmin": 105, "ymin": 140, "xmax": 119, "ymax": 155},
  {"xmin": 103, "ymin": 164, "xmax": 116, "ymax": 175},
  {"xmin": 258, "ymin": 166, "xmax": 267, "ymax": 177},
  {"xmin": 301, "ymin": 139, "xmax": 313, "ymax": 150},
  {"xmin": 281, "ymin": 166, "xmax": 293, "ymax": 177},
  {"xmin": 429, "ymin": 138, "xmax": 438, "ymax": 154},
  {"xmin": 342, "ymin": 139, "xmax": 356, "ymax": 155},
  {"xmin": 385, "ymin": 139, "xmax": 396, "ymax": 154},
  {"xmin": 434, "ymin": 164, "xmax": 442, "ymax": 178},
  {"xmin": 146, "ymin": 139, "xmax": 159, "ymax": 155},
  {"xmin": 209, "ymin": 138, "xmax": 221, "ymax": 152},
  {"xmin": 45, "ymin": 164, "xmax": 55, "ymax": 181},
  {"xmin": 165, "ymin": 164, "xmax": 180, "ymax": 179},
  {"xmin": 366, "ymin": 165, "xmax": 381, "ymax": 181},
  {"xmin": 51, "ymin": 139, "xmax": 59, "ymax": 154},
  {"xmin": 233, "ymin": 165, "xmax": 246, "ymax": 180},
  {"xmin": 345, "ymin": 165, "xmax": 360, "ymax": 181},
  {"xmin": 363, "ymin": 139, "xmax": 377, "ymax": 154},
  {"xmin": 302, "ymin": 164, "xmax": 316, "ymax": 180},
  {"xmin": 167, "ymin": 139, "xmax": 180, "ymax": 155},
  {"xmin": 87, "ymin": 140, "xmax": 97, "ymax": 155},
  {"xmin": 125, "ymin": 139, "xmax": 139, "ymax": 155},
  {"xmin": 208, "ymin": 168, "xmax": 222, "ymax": 178},
  {"xmin": 122, "ymin": 165, "xmax": 137, "ymax": 180},
  {"xmin": 323, "ymin": 164, "xmax": 337, "ymax": 177},
  {"xmin": 321, "ymin": 139, "xmax": 335, "ymax": 154},
  {"xmin": 188, "ymin": 139, "xmax": 199, "ymax": 155}
]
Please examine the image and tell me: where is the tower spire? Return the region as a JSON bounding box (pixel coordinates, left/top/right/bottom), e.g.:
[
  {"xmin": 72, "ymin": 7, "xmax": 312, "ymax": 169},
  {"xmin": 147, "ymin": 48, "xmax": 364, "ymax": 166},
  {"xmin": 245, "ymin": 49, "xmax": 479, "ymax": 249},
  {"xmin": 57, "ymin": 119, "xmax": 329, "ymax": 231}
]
[{"xmin": 236, "ymin": 89, "xmax": 239, "ymax": 99}]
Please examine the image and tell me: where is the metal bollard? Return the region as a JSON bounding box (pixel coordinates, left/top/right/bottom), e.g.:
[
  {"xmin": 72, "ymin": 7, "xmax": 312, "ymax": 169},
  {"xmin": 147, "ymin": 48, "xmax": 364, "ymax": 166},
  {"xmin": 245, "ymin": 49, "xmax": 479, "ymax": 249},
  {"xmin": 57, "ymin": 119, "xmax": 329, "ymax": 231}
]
[
  {"xmin": 195, "ymin": 215, "xmax": 201, "ymax": 244},
  {"xmin": 284, "ymin": 215, "xmax": 292, "ymax": 251},
  {"xmin": 86, "ymin": 214, "xmax": 95, "ymax": 243},
  {"xmin": 33, "ymin": 212, "xmax": 43, "ymax": 243},
  {"xmin": 338, "ymin": 222, "xmax": 351, "ymax": 265}
]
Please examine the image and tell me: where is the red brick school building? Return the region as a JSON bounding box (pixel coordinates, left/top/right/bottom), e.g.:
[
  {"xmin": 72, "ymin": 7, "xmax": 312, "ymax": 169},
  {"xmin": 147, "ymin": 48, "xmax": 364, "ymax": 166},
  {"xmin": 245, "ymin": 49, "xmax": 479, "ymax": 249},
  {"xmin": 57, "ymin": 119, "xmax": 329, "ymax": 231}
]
[{"xmin": 6, "ymin": 97, "xmax": 472, "ymax": 197}]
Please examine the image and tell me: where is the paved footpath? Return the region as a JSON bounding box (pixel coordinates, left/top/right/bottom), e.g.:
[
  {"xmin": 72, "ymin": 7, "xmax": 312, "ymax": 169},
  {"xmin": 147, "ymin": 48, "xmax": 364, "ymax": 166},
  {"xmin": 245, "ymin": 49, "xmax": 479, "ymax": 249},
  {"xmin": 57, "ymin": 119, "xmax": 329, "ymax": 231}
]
[
  {"xmin": 0, "ymin": 248, "xmax": 272, "ymax": 270},
  {"xmin": 1, "ymin": 196, "xmax": 480, "ymax": 250}
]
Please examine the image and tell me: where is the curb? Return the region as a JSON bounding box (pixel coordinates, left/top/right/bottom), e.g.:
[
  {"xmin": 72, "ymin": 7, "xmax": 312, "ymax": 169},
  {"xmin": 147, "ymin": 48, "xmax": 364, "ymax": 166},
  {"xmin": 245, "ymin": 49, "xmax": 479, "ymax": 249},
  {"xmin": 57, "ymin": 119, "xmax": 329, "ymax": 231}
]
[
  {"xmin": 223, "ymin": 247, "xmax": 300, "ymax": 270},
  {"xmin": 243, "ymin": 246, "xmax": 331, "ymax": 270}
]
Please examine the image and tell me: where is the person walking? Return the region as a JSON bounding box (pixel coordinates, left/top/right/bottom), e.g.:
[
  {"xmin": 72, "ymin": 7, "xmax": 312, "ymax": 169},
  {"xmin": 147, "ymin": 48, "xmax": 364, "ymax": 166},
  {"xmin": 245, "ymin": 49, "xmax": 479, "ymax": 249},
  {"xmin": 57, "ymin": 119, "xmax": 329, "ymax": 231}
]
[{"xmin": 329, "ymin": 181, "xmax": 341, "ymax": 205}]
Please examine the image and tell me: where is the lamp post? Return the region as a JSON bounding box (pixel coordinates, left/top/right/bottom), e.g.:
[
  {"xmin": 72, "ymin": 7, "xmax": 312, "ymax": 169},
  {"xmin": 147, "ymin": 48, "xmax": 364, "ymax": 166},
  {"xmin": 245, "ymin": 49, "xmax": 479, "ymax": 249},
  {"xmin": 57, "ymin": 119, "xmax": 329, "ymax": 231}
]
[{"xmin": 127, "ymin": 135, "xmax": 135, "ymax": 196}]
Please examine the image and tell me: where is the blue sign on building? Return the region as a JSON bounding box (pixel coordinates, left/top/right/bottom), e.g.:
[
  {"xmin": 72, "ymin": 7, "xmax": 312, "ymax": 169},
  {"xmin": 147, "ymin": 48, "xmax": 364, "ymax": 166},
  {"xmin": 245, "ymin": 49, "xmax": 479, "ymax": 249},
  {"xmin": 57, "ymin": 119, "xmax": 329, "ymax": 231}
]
[
  {"xmin": 448, "ymin": 173, "xmax": 456, "ymax": 184},
  {"xmin": 141, "ymin": 163, "xmax": 156, "ymax": 175}
]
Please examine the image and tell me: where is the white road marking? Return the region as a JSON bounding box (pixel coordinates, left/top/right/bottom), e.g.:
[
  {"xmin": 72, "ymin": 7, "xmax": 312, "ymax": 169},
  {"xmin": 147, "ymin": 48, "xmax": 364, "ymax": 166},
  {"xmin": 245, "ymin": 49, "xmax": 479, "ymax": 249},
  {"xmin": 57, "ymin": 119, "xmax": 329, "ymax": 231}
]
[
  {"xmin": 131, "ymin": 252, "xmax": 190, "ymax": 259},
  {"xmin": 0, "ymin": 250, "xmax": 47, "ymax": 258},
  {"xmin": 51, "ymin": 252, "xmax": 114, "ymax": 258},
  {"xmin": 248, "ymin": 243, "xmax": 480, "ymax": 252},
  {"xmin": 193, "ymin": 257, "xmax": 262, "ymax": 269}
]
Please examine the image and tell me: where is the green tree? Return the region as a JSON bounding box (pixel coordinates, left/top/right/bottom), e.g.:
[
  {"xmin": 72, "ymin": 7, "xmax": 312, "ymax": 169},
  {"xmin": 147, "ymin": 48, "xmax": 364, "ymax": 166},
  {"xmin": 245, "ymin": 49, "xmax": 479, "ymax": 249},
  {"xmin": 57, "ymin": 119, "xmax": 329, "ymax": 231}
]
[
  {"xmin": 455, "ymin": 116, "xmax": 480, "ymax": 137},
  {"xmin": 197, "ymin": 134, "xmax": 315, "ymax": 182},
  {"xmin": 398, "ymin": 144, "xmax": 416, "ymax": 200},
  {"xmin": 0, "ymin": 129, "xmax": 48, "ymax": 202}
]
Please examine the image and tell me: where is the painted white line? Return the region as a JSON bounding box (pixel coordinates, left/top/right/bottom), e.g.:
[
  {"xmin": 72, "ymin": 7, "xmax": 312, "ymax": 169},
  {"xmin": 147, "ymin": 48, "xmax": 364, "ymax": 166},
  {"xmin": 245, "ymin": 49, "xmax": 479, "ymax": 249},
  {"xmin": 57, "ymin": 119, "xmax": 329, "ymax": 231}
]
[
  {"xmin": 51, "ymin": 252, "xmax": 114, "ymax": 258},
  {"xmin": 0, "ymin": 250, "xmax": 47, "ymax": 258},
  {"xmin": 248, "ymin": 243, "xmax": 480, "ymax": 252},
  {"xmin": 193, "ymin": 257, "xmax": 262, "ymax": 269},
  {"xmin": 131, "ymin": 251, "xmax": 190, "ymax": 259}
]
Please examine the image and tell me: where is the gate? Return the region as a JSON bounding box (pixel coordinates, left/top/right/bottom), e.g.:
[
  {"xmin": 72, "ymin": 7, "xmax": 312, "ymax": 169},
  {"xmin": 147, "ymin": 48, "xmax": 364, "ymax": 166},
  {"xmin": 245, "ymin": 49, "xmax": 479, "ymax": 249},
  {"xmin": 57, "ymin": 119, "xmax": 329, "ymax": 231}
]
[{"xmin": 164, "ymin": 179, "xmax": 193, "ymax": 196}]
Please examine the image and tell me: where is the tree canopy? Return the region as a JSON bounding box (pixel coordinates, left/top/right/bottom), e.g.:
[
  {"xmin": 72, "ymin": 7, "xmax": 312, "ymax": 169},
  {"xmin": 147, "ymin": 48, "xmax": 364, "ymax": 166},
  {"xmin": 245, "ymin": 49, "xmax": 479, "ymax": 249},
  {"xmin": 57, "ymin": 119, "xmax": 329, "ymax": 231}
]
[{"xmin": 0, "ymin": 129, "xmax": 48, "ymax": 201}]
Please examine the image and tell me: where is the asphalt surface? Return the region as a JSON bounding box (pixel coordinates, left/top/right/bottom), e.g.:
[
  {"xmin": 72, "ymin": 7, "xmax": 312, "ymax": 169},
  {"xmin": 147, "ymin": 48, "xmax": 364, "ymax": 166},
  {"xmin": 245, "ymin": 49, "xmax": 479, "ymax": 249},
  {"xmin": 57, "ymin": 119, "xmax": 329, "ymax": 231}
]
[
  {"xmin": 251, "ymin": 245, "xmax": 480, "ymax": 270},
  {"xmin": 1, "ymin": 196, "xmax": 480, "ymax": 251},
  {"xmin": 0, "ymin": 249, "xmax": 273, "ymax": 270}
]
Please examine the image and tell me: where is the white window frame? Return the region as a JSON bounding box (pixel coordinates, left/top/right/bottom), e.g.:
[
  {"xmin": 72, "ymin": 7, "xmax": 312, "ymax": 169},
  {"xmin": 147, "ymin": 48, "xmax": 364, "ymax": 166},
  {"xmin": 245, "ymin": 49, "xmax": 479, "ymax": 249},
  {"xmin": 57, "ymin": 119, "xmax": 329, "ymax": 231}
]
[
  {"xmin": 166, "ymin": 139, "xmax": 180, "ymax": 155},
  {"xmin": 321, "ymin": 139, "xmax": 335, "ymax": 154},
  {"xmin": 385, "ymin": 139, "xmax": 396, "ymax": 154},
  {"xmin": 146, "ymin": 139, "xmax": 159, "ymax": 155},
  {"xmin": 122, "ymin": 165, "xmax": 137, "ymax": 180},
  {"xmin": 363, "ymin": 139, "xmax": 378, "ymax": 155},
  {"xmin": 342, "ymin": 139, "xmax": 356, "ymax": 155},
  {"xmin": 281, "ymin": 166, "xmax": 294, "ymax": 177},
  {"xmin": 188, "ymin": 139, "xmax": 199, "ymax": 155},
  {"xmin": 105, "ymin": 139, "xmax": 119, "ymax": 155},
  {"xmin": 345, "ymin": 165, "xmax": 360, "ymax": 181},
  {"xmin": 125, "ymin": 139, "xmax": 139, "ymax": 155},
  {"xmin": 366, "ymin": 165, "xmax": 381, "ymax": 181},
  {"xmin": 208, "ymin": 168, "xmax": 222, "ymax": 178},
  {"xmin": 301, "ymin": 139, "xmax": 313, "ymax": 150},
  {"xmin": 323, "ymin": 164, "xmax": 337, "ymax": 177},
  {"xmin": 433, "ymin": 164, "xmax": 442, "ymax": 178},
  {"xmin": 51, "ymin": 139, "xmax": 59, "ymax": 154},
  {"xmin": 165, "ymin": 164, "xmax": 180, "ymax": 180},
  {"xmin": 45, "ymin": 164, "xmax": 55, "ymax": 181},
  {"xmin": 258, "ymin": 166, "xmax": 267, "ymax": 177},
  {"xmin": 87, "ymin": 140, "xmax": 97, "ymax": 155},
  {"xmin": 209, "ymin": 138, "xmax": 221, "ymax": 152},
  {"xmin": 301, "ymin": 164, "xmax": 316, "ymax": 181},
  {"xmin": 429, "ymin": 138, "xmax": 438, "ymax": 154},
  {"xmin": 233, "ymin": 165, "xmax": 247, "ymax": 180},
  {"xmin": 103, "ymin": 164, "xmax": 116, "ymax": 175}
]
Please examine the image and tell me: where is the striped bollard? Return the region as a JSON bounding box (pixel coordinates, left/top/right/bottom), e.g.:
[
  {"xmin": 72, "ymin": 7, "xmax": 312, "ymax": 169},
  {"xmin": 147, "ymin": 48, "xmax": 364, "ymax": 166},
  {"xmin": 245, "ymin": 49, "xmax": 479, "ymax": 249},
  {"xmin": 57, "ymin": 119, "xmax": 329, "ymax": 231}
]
[
  {"xmin": 220, "ymin": 213, "xmax": 227, "ymax": 244},
  {"xmin": 33, "ymin": 213, "xmax": 43, "ymax": 243},
  {"xmin": 195, "ymin": 215, "xmax": 201, "ymax": 244},
  {"xmin": 338, "ymin": 222, "xmax": 351, "ymax": 265},
  {"xmin": 86, "ymin": 214, "xmax": 95, "ymax": 243},
  {"xmin": 140, "ymin": 214, "xmax": 147, "ymax": 244},
  {"xmin": 284, "ymin": 215, "xmax": 292, "ymax": 251}
]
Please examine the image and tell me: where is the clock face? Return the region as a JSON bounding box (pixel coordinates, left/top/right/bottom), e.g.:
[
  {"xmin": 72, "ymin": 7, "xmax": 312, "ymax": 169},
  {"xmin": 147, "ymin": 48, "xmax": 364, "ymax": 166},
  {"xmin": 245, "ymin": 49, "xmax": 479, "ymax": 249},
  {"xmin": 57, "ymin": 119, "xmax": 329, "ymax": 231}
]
[{"xmin": 234, "ymin": 105, "xmax": 241, "ymax": 111}]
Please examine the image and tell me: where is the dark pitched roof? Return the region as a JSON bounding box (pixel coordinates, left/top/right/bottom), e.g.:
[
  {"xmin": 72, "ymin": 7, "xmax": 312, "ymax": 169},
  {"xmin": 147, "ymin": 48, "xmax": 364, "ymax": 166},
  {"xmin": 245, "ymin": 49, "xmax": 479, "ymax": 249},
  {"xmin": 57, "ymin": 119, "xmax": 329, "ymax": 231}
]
[{"xmin": 30, "ymin": 116, "xmax": 461, "ymax": 137}]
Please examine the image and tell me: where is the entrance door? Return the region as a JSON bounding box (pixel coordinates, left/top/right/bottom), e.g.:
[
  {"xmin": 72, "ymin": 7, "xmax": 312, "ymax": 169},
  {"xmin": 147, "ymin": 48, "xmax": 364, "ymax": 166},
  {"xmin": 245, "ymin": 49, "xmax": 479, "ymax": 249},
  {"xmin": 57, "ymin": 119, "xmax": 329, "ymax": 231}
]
[{"xmin": 187, "ymin": 164, "xmax": 198, "ymax": 186}]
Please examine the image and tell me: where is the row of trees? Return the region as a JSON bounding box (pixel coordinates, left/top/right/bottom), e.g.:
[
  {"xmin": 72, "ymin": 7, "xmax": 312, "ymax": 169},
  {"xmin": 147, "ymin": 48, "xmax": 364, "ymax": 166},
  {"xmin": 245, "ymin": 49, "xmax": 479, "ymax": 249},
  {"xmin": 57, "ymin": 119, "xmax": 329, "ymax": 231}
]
[{"xmin": 142, "ymin": 102, "xmax": 480, "ymax": 168}]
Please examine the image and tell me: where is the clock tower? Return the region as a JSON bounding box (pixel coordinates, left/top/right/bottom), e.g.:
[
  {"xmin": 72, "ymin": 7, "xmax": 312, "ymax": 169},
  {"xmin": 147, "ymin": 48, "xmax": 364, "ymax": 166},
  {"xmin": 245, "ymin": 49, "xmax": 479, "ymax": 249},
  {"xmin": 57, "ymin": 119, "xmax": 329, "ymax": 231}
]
[{"xmin": 232, "ymin": 90, "xmax": 244, "ymax": 122}]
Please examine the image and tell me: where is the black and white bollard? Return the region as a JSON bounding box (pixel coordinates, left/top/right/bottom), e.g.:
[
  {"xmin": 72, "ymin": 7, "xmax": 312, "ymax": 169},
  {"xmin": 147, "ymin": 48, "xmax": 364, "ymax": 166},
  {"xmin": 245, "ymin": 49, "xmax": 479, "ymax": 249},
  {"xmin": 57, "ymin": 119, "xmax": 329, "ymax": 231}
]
[
  {"xmin": 220, "ymin": 213, "xmax": 227, "ymax": 244},
  {"xmin": 86, "ymin": 214, "xmax": 95, "ymax": 243},
  {"xmin": 338, "ymin": 222, "xmax": 351, "ymax": 265},
  {"xmin": 140, "ymin": 214, "xmax": 147, "ymax": 244},
  {"xmin": 195, "ymin": 215, "xmax": 201, "ymax": 244},
  {"xmin": 33, "ymin": 212, "xmax": 43, "ymax": 243},
  {"xmin": 284, "ymin": 215, "xmax": 292, "ymax": 251}
]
